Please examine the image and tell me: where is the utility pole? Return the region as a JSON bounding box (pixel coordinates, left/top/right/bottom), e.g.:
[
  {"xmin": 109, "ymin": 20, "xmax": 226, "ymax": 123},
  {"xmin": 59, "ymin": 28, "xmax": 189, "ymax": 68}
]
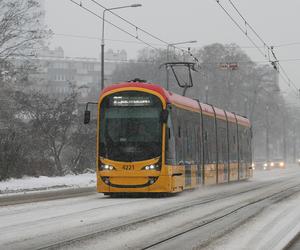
[
  {"xmin": 293, "ymin": 126, "xmax": 296, "ymax": 163},
  {"xmin": 266, "ymin": 105, "xmax": 270, "ymax": 161},
  {"xmin": 282, "ymin": 114, "xmax": 287, "ymax": 162},
  {"xmin": 220, "ymin": 62, "xmax": 238, "ymax": 109},
  {"xmin": 101, "ymin": 4, "xmax": 142, "ymax": 91}
]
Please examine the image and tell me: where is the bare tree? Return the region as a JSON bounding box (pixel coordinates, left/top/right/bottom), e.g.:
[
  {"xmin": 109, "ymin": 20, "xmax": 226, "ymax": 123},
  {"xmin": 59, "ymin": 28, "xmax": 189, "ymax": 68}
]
[
  {"xmin": 0, "ymin": 0, "xmax": 51, "ymax": 180},
  {"xmin": 0, "ymin": 0, "xmax": 49, "ymax": 60},
  {"xmin": 15, "ymin": 87, "xmax": 78, "ymax": 176}
]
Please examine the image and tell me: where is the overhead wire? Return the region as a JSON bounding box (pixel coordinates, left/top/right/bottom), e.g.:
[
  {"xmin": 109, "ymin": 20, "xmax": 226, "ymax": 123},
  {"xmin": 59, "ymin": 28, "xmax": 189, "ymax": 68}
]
[
  {"xmin": 71, "ymin": 0, "xmax": 280, "ymax": 71},
  {"xmin": 215, "ymin": 0, "xmax": 300, "ymax": 95},
  {"xmin": 69, "ymin": 0, "xmax": 160, "ymax": 51},
  {"xmin": 88, "ymin": 0, "xmax": 171, "ymax": 47},
  {"xmin": 71, "ymin": 0, "xmax": 299, "ymax": 96},
  {"xmin": 53, "ymin": 33, "xmax": 164, "ymax": 46},
  {"xmin": 50, "ymin": 32, "xmax": 300, "ymax": 50},
  {"xmin": 70, "ymin": 0, "xmax": 200, "ymax": 63},
  {"xmin": 72, "ymin": 0, "xmax": 201, "ymax": 64},
  {"xmin": 53, "ymin": 33, "xmax": 300, "ymax": 63},
  {"xmin": 228, "ymin": 0, "xmax": 269, "ymax": 50},
  {"xmin": 215, "ymin": 0, "xmax": 267, "ymax": 60}
]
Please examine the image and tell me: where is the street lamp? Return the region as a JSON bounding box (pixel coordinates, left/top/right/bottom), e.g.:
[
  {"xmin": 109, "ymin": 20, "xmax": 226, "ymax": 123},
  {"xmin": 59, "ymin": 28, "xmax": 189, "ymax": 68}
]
[
  {"xmin": 205, "ymin": 85, "xmax": 209, "ymax": 103},
  {"xmin": 101, "ymin": 4, "xmax": 142, "ymax": 90},
  {"xmin": 244, "ymin": 97, "xmax": 248, "ymax": 117},
  {"xmin": 166, "ymin": 40, "xmax": 197, "ymax": 90}
]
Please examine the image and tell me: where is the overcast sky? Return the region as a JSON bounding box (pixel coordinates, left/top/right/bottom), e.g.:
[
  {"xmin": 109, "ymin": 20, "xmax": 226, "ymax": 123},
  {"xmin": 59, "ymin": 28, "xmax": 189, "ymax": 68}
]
[{"xmin": 45, "ymin": 0, "xmax": 300, "ymax": 95}]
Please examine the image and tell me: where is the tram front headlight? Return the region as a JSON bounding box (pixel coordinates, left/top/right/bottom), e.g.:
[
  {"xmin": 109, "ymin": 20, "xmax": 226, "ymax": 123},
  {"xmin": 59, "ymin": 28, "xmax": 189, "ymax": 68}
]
[
  {"xmin": 101, "ymin": 176, "xmax": 110, "ymax": 184},
  {"xmin": 279, "ymin": 162, "xmax": 285, "ymax": 167},
  {"xmin": 149, "ymin": 177, "xmax": 158, "ymax": 184},
  {"xmin": 99, "ymin": 164, "xmax": 116, "ymax": 171},
  {"xmin": 263, "ymin": 163, "xmax": 268, "ymax": 167},
  {"xmin": 142, "ymin": 164, "xmax": 160, "ymax": 171},
  {"xmin": 270, "ymin": 162, "xmax": 274, "ymax": 167}
]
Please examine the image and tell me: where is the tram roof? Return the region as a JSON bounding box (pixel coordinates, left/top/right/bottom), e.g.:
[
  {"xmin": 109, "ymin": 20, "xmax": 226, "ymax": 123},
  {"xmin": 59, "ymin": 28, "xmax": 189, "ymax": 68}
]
[{"xmin": 101, "ymin": 82, "xmax": 250, "ymax": 127}]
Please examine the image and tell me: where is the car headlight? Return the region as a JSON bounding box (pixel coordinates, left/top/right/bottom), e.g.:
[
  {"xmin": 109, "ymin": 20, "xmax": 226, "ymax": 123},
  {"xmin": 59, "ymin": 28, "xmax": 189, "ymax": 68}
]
[
  {"xmin": 270, "ymin": 162, "xmax": 274, "ymax": 167},
  {"xmin": 99, "ymin": 164, "xmax": 116, "ymax": 171},
  {"xmin": 279, "ymin": 162, "xmax": 285, "ymax": 167},
  {"xmin": 252, "ymin": 163, "xmax": 255, "ymax": 167},
  {"xmin": 298, "ymin": 159, "xmax": 300, "ymax": 162},
  {"xmin": 142, "ymin": 164, "xmax": 160, "ymax": 171},
  {"xmin": 264, "ymin": 163, "xmax": 268, "ymax": 167}
]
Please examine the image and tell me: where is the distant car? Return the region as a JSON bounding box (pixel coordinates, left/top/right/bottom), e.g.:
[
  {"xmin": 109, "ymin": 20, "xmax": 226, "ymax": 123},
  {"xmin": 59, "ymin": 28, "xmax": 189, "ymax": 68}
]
[
  {"xmin": 270, "ymin": 158, "xmax": 286, "ymax": 169},
  {"xmin": 252, "ymin": 159, "xmax": 269, "ymax": 171}
]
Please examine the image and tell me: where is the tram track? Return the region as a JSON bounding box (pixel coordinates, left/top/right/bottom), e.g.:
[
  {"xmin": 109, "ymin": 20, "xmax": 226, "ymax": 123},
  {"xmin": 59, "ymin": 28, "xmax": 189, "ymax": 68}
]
[
  {"xmin": 140, "ymin": 183, "xmax": 300, "ymax": 250},
  {"xmin": 34, "ymin": 176, "xmax": 300, "ymax": 250}
]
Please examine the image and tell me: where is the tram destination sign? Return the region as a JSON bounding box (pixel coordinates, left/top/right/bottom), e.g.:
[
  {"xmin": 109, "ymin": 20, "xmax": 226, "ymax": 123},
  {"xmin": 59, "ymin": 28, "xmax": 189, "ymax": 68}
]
[{"xmin": 111, "ymin": 96, "xmax": 152, "ymax": 106}]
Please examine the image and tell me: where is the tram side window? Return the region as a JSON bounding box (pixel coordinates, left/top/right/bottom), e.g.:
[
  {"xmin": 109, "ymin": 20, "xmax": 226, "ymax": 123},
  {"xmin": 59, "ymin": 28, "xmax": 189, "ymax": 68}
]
[
  {"xmin": 196, "ymin": 124, "xmax": 201, "ymax": 165},
  {"xmin": 171, "ymin": 108, "xmax": 201, "ymax": 165},
  {"xmin": 173, "ymin": 108, "xmax": 183, "ymax": 164},
  {"xmin": 187, "ymin": 125, "xmax": 192, "ymax": 163},
  {"xmin": 183, "ymin": 126, "xmax": 188, "ymax": 163},
  {"xmin": 238, "ymin": 125, "xmax": 245, "ymax": 163},
  {"xmin": 165, "ymin": 107, "xmax": 176, "ymax": 165},
  {"xmin": 194, "ymin": 125, "xmax": 200, "ymax": 164},
  {"xmin": 187, "ymin": 112, "xmax": 199, "ymax": 164},
  {"xmin": 190, "ymin": 123, "xmax": 195, "ymax": 163},
  {"xmin": 229, "ymin": 122, "xmax": 238, "ymax": 163},
  {"xmin": 217, "ymin": 120, "xmax": 228, "ymax": 164},
  {"xmin": 203, "ymin": 114, "xmax": 216, "ymax": 164},
  {"xmin": 210, "ymin": 116, "xmax": 217, "ymax": 164},
  {"xmin": 203, "ymin": 115, "xmax": 209, "ymax": 164},
  {"xmin": 181, "ymin": 109, "xmax": 194, "ymax": 164},
  {"xmin": 248, "ymin": 128, "xmax": 252, "ymax": 162},
  {"xmin": 174, "ymin": 107, "xmax": 189, "ymax": 165},
  {"xmin": 245, "ymin": 127, "xmax": 252, "ymax": 163},
  {"xmin": 195, "ymin": 110, "xmax": 203, "ymax": 166},
  {"xmin": 241, "ymin": 126, "xmax": 251, "ymax": 163}
]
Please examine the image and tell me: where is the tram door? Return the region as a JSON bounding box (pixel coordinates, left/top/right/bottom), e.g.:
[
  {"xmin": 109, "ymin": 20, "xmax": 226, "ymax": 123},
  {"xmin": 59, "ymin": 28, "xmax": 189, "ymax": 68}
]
[
  {"xmin": 196, "ymin": 116, "xmax": 203, "ymax": 185},
  {"xmin": 183, "ymin": 126, "xmax": 192, "ymax": 187},
  {"xmin": 222, "ymin": 129, "xmax": 229, "ymax": 183},
  {"xmin": 217, "ymin": 124, "xmax": 229, "ymax": 183}
]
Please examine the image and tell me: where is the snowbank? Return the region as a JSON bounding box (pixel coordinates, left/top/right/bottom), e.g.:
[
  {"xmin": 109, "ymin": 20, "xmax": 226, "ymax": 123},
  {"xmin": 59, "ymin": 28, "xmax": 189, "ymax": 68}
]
[{"xmin": 0, "ymin": 173, "xmax": 96, "ymax": 194}]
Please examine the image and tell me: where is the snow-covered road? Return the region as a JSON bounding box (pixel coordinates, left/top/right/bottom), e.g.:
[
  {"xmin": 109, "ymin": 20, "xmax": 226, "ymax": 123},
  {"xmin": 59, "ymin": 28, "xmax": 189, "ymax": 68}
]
[{"xmin": 1, "ymin": 166, "xmax": 300, "ymax": 250}]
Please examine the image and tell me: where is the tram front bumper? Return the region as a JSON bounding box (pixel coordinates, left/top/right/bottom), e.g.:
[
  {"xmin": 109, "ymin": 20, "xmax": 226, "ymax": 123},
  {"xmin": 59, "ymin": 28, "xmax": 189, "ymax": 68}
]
[{"xmin": 97, "ymin": 174, "xmax": 172, "ymax": 193}]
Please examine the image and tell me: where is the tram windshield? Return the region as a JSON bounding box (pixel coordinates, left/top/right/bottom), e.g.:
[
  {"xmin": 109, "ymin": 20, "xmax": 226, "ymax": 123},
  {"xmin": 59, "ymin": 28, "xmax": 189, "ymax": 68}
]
[{"xmin": 99, "ymin": 91, "xmax": 163, "ymax": 162}]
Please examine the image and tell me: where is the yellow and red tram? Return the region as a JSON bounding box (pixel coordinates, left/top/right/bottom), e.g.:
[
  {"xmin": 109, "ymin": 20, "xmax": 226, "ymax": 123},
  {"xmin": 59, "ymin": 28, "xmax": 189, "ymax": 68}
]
[{"xmin": 91, "ymin": 81, "xmax": 252, "ymax": 194}]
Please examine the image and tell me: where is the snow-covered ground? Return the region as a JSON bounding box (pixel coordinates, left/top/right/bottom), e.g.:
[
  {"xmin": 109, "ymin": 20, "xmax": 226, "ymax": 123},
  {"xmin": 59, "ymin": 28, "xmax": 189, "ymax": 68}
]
[
  {"xmin": 205, "ymin": 190, "xmax": 300, "ymax": 250},
  {"xmin": 0, "ymin": 173, "xmax": 96, "ymax": 194},
  {"xmin": 0, "ymin": 166, "xmax": 296, "ymax": 195},
  {"xmin": 1, "ymin": 166, "xmax": 300, "ymax": 250}
]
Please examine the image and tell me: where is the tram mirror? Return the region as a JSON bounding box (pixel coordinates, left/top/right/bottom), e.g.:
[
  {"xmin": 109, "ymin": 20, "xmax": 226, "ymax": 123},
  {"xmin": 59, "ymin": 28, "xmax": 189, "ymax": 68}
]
[
  {"xmin": 160, "ymin": 109, "xmax": 168, "ymax": 123},
  {"xmin": 84, "ymin": 110, "xmax": 91, "ymax": 124}
]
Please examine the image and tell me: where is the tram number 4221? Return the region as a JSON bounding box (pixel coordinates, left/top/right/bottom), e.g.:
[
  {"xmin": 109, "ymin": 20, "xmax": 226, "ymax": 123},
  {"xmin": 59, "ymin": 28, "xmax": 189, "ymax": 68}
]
[{"xmin": 123, "ymin": 165, "xmax": 134, "ymax": 170}]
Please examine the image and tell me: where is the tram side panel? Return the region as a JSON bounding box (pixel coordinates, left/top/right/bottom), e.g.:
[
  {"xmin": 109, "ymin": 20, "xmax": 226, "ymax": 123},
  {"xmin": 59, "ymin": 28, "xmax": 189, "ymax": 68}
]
[
  {"xmin": 202, "ymin": 113, "xmax": 217, "ymax": 185},
  {"xmin": 166, "ymin": 105, "xmax": 209, "ymax": 190},
  {"xmin": 238, "ymin": 125, "xmax": 252, "ymax": 180},
  {"xmin": 228, "ymin": 122, "xmax": 239, "ymax": 181},
  {"xmin": 217, "ymin": 118, "xmax": 229, "ymax": 184}
]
